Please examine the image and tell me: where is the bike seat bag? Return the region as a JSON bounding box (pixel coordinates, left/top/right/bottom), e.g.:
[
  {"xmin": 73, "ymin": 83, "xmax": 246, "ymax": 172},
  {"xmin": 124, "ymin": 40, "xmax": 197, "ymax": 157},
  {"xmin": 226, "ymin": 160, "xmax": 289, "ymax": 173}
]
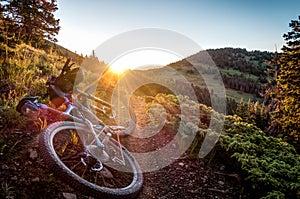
[{"xmin": 53, "ymin": 67, "xmax": 84, "ymax": 93}]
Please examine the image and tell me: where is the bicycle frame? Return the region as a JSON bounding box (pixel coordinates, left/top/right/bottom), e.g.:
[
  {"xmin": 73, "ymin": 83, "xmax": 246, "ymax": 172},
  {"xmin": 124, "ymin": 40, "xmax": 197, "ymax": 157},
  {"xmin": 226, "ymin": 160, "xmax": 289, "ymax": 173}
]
[
  {"xmin": 18, "ymin": 62, "xmax": 143, "ymax": 197},
  {"xmin": 30, "ymin": 90, "xmax": 127, "ymax": 165}
]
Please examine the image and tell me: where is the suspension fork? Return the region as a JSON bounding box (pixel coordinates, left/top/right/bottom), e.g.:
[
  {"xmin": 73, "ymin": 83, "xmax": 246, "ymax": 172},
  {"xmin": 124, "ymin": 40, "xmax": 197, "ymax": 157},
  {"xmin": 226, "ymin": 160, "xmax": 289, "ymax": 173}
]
[
  {"xmin": 72, "ymin": 98, "xmax": 126, "ymax": 165},
  {"xmin": 84, "ymin": 119, "xmax": 126, "ymax": 166},
  {"xmin": 84, "ymin": 118, "xmax": 105, "ymax": 148}
]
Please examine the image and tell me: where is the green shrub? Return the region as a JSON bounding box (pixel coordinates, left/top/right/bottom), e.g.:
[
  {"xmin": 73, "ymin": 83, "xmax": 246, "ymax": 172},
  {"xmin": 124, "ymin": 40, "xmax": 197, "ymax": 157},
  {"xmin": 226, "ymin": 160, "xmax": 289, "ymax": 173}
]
[
  {"xmin": 219, "ymin": 121, "xmax": 300, "ymax": 198},
  {"xmin": 146, "ymin": 93, "xmax": 300, "ymax": 198},
  {"xmin": 145, "ymin": 93, "xmax": 225, "ymax": 159}
]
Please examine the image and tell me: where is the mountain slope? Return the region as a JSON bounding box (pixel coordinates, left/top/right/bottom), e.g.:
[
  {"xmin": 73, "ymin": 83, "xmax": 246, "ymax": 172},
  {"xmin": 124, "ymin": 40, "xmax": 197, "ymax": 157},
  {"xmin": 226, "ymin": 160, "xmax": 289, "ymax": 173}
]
[{"xmin": 128, "ymin": 48, "xmax": 274, "ymax": 115}]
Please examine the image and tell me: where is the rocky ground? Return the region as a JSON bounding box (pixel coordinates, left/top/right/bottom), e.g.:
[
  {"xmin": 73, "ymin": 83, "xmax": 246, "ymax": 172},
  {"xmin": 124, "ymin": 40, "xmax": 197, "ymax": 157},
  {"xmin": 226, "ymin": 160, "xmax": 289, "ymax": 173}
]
[{"xmin": 0, "ymin": 97, "xmax": 243, "ymax": 199}]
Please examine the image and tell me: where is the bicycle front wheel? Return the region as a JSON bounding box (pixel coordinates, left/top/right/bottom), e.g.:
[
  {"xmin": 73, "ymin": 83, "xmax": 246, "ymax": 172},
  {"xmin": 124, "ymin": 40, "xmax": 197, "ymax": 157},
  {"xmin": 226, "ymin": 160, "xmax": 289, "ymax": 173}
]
[{"xmin": 39, "ymin": 121, "xmax": 143, "ymax": 198}]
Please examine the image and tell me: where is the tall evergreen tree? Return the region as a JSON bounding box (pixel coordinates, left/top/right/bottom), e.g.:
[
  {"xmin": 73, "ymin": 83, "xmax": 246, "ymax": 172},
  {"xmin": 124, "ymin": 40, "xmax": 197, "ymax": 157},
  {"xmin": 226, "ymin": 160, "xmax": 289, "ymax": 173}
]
[
  {"xmin": 274, "ymin": 16, "xmax": 300, "ymax": 147},
  {"xmin": 1, "ymin": 0, "xmax": 60, "ymax": 44}
]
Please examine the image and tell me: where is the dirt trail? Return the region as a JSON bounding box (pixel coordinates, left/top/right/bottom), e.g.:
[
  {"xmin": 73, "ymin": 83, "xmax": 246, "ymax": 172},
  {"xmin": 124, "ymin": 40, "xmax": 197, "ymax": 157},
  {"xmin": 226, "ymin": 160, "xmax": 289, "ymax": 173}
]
[{"xmin": 125, "ymin": 97, "xmax": 242, "ymax": 199}]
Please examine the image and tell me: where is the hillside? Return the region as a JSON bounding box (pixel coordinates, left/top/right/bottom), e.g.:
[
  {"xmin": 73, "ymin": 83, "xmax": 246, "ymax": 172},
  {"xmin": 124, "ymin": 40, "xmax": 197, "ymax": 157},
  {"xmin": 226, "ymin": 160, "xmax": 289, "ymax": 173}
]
[
  {"xmin": 129, "ymin": 48, "xmax": 274, "ymax": 115},
  {"xmin": 170, "ymin": 48, "xmax": 274, "ymax": 100}
]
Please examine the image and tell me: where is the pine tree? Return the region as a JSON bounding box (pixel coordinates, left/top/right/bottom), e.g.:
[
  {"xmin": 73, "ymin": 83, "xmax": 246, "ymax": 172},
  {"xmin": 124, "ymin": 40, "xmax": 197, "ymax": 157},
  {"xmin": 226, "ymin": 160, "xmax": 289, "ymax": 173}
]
[
  {"xmin": 235, "ymin": 98, "xmax": 247, "ymax": 119},
  {"xmin": 1, "ymin": 0, "xmax": 60, "ymax": 44},
  {"xmin": 274, "ymin": 16, "xmax": 300, "ymax": 147}
]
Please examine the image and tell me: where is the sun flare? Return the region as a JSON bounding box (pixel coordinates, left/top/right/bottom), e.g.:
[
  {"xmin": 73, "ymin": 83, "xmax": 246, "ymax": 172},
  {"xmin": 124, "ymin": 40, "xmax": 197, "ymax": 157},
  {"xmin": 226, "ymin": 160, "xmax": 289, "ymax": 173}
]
[
  {"xmin": 109, "ymin": 49, "xmax": 181, "ymax": 74},
  {"xmin": 109, "ymin": 64, "xmax": 129, "ymax": 74}
]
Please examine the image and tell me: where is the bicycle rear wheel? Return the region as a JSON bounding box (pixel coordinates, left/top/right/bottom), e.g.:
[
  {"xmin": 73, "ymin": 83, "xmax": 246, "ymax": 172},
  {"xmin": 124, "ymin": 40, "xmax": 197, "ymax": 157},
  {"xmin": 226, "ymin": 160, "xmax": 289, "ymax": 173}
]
[{"xmin": 39, "ymin": 121, "xmax": 143, "ymax": 198}]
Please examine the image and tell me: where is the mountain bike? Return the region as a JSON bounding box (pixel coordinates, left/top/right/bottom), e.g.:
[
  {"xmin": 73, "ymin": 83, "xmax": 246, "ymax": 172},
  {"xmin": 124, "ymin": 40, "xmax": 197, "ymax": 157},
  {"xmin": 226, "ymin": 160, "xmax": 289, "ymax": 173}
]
[{"xmin": 16, "ymin": 84, "xmax": 143, "ymax": 198}]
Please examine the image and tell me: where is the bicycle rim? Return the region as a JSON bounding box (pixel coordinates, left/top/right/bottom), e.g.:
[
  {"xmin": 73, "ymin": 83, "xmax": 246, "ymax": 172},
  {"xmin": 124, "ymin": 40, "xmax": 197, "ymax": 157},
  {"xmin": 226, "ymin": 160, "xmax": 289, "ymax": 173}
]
[{"xmin": 39, "ymin": 121, "xmax": 143, "ymax": 198}]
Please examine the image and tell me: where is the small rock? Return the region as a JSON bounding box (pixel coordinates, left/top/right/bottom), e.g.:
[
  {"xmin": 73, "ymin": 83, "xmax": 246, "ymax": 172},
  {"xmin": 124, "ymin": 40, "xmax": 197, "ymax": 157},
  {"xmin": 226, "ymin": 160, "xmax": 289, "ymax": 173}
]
[
  {"xmin": 32, "ymin": 177, "xmax": 40, "ymax": 182},
  {"xmin": 2, "ymin": 164, "xmax": 9, "ymax": 170},
  {"xmin": 11, "ymin": 176, "xmax": 17, "ymax": 181},
  {"xmin": 218, "ymin": 180, "xmax": 225, "ymax": 185},
  {"xmin": 29, "ymin": 150, "xmax": 38, "ymax": 160},
  {"xmin": 63, "ymin": 192, "xmax": 77, "ymax": 199},
  {"xmin": 178, "ymin": 162, "xmax": 184, "ymax": 167},
  {"xmin": 219, "ymin": 165, "xmax": 226, "ymax": 171}
]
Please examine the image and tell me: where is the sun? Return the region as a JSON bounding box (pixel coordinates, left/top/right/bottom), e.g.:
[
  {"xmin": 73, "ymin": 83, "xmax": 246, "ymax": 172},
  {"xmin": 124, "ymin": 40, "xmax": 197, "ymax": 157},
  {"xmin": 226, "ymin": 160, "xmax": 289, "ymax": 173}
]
[{"xmin": 109, "ymin": 64, "xmax": 129, "ymax": 74}]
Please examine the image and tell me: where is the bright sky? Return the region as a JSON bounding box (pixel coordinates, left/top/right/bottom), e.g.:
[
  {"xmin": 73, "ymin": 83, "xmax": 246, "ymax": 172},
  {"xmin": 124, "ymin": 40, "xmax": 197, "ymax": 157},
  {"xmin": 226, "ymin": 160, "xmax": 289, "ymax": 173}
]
[{"xmin": 55, "ymin": 0, "xmax": 300, "ymax": 70}]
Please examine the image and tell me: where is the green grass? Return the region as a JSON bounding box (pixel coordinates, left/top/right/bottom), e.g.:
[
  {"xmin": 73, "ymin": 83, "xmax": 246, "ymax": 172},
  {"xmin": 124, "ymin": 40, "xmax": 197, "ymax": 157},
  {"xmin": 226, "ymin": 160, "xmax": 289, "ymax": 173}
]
[
  {"xmin": 1, "ymin": 182, "xmax": 14, "ymax": 198},
  {"xmin": 225, "ymin": 88, "xmax": 262, "ymax": 102},
  {"xmin": 0, "ymin": 43, "xmax": 73, "ymax": 162},
  {"xmin": 1, "ymin": 44, "xmax": 68, "ymax": 102},
  {"xmin": 220, "ymin": 68, "xmax": 259, "ymax": 80}
]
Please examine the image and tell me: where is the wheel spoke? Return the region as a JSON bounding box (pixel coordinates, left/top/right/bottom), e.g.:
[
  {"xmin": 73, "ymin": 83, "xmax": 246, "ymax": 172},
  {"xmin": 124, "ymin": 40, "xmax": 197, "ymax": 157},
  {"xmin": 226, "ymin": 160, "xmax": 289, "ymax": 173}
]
[
  {"xmin": 70, "ymin": 160, "xmax": 82, "ymax": 171},
  {"xmin": 81, "ymin": 166, "xmax": 87, "ymax": 178}
]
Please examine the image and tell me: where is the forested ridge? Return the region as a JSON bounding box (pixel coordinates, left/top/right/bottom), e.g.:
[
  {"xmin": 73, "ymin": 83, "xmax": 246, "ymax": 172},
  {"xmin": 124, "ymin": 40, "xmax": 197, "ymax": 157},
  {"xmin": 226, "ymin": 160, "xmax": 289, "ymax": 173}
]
[{"xmin": 170, "ymin": 47, "xmax": 274, "ymax": 97}]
